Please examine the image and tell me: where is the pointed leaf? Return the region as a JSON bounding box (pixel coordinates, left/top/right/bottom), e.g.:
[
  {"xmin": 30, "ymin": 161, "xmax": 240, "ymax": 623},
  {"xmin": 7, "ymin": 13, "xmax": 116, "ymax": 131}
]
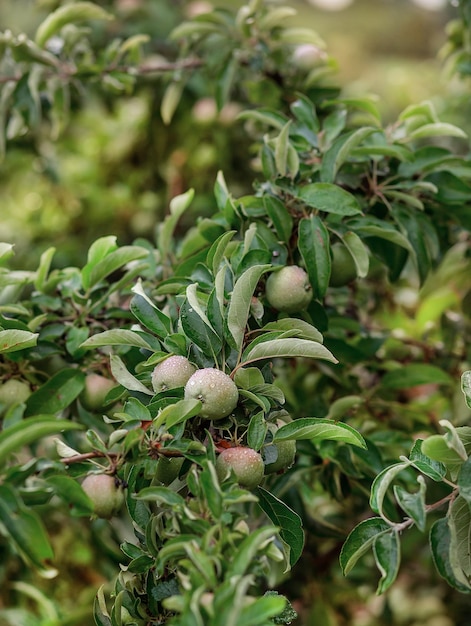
[
  {"xmin": 25, "ymin": 369, "xmax": 85, "ymax": 417},
  {"xmin": 298, "ymin": 183, "xmax": 362, "ymax": 216},
  {"xmin": 242, "ymin": 337, "xmax": 336, "ymax": 367},
  {"xmin": 0, "ymin": 329, "xmax": 38, "ymax": 353},
  {"xmin": 273, "ymin": 417, "xmax": 365, "ymax": 448},
  {"xmin": 340, "ymin": 517, "xmax": 390, "ymax": 575},
  {"xmin": 227, "ymin": 265, "xmax": 271, "ymax": 352},
  {"xmin": 256, "ymin": 487, "xmax": 304, "ymax": 568},
  {"xmin": 298, "ymin": 215, "xmax": 330, "ymax": 299},
  {"xmin": 373, "ymin": 530, "xmax": 401, "ymax": 594}
]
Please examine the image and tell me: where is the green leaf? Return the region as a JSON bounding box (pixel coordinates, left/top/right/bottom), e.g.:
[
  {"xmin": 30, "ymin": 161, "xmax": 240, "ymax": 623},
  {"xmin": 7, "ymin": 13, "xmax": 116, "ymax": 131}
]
[
  {"xmin": 273, "ymin": 418, "xmax": 365, "ymax": 448},
  {"xmin": 110, "ymin": 354, "xmax": 153, "ymax": 395},
  {"xmin": 430, "ymin": 518, "xmax": 471, "ymax": 592},
  {"xmin": 409, "ymin": 439, "xmax": 446, "ymax": 481},
  {"xmin": 130, "ymin": 282, "xmax": 172, "ymax": 338},
  {"xmin": 404, "ymin": 122, "xmax": 467, "ymax": 142},
  {"xmin": 274, "ymin": 120, "xmax": 292, "ymax": 177},
  {"xmin": 34, "ymin": 247, "xmax": 55, "ymax": 292},
  {"xmin": 216, "ymin": 56, "xmax": 237, "ymax": 110},
  {"xmin": 342, "ymin": 231, "xmax": 370, "ymax": 278},
  {"xmin": 228, "ymin": 526, "xmax": 278, "ymax": 577},
  {"xmin": 227, "ymin": 265, "xmax": 271, "ymax": 352},
  {"xmin": 0, "ymin": 416, "xmax": 82, "ymax": 468},
  {"xmin": 161, "ymin": 81, "xmax": 185, "ymax": 125},
  {"xmin": 153, "ymin": 399, "xmax": 202, "ymax": 430},
  {"xmin": 298, "ymin": 215, "xmax": 331, "ymax": 299},
  {"xmin": 80, "ymin": 329, "xmax": 154, "ymax": 350},
  {"xmin": 420, "ymin": 435, "xmax": 464, "ymax": 466},
  {"xmin": 381, "ymin": 364, "xmax": 454, "ymax": 389},
  {"xmin": 298, "ymin": 183, "xmax": 362, "ymax": 216},
  {"xmin": 340, "ymin": 517, "xmax": 390, "ymax": 575},
  {"xmin": 242, "ymin": 337, "xmax": 336, "ymax": 367},
  {"xmin": 461, "ymin": 370, "xmax": 471, "ymax": 410},
  {"xmin": 35, "ymin": 1, "xmax": 113, "ymax": 47},
  {"xmin": 239, "ymin": 595, "xmax": 286, "ymax": 626},
  {"xmin": 263, "ymin": 196, "xmax": 293, "ymax": 245},
  {"xmin": 256, "ymin": 487, "xmax": 304, "ymax": 568},
  {"xmin": 262, "ymin": 318, "xmax": 323, "ymax": 343},
  {"xmin": 206, "ymin": 231, "xmax": 237, "ymax": 276},
  {"xmin": 373, "ymin": 530, "xmax": 401, "ymax": 594},
  {"xmin": 135, "ymin": 487, "xmax": 186, "ymax": 508},
  {"xmin": 370, "ymin": 462, "xmax": 410, "ymax": 519},
  {"xmin": 180, "ymin": 297, "xmax": 222, "ymax": 358},
  {"xmin": 247, "ymin": 412, "xmax": 268, "ymax": 451},
  {"xmin": 25, "ymin": 369, "xmax": 85, "ymax": 417},
  {"xmin": 158, "ymin": 189, "xmax": 195, "ymax": 262},
  {"xmin": 393, "ymin": 476, "xmax": 427, "ymax": 532},
  {"xmin": 0, "ymin": 329, "xmax": 38, "ymax": 354},
  {"xmin": 320, "ymin": 127, "xmax": 377, "ymax": 183},
  {"xmin": 449, "ymin": 495, "xmax": 471, "ymax": 577},
  {"xmin": 199, "ymin": 461, "xmax": 223, "ymax": 518},
  {"xmin": 458, "ymin": 457, "xmax": 471, "ymax": 503},
  {"xmin": 0, "ymin": 484, "xmax": 57, "ymax": 577},
  {"xmin": 81, "ymin": 246, "xmax": 148, "ymax": 291}
]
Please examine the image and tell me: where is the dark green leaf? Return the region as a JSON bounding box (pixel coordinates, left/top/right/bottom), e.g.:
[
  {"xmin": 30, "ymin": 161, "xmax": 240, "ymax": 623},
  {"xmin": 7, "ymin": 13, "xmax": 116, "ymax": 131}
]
[
  {"xmin": 256, "ymin": 487, "xmax": 304, "ymax": 568},
  {"xmin": 25, "ymin": 369, "xmax": 85, "ymax": 417},
  {"xmin": 0, "ymin": 484, "xmax": 56, "ymax": 577},
  {"xmin": 373, "ymin": 530, "xmax": 401, "ymax": 594},
  {"xmin": 340, "ymin": 517, "xmax": 390, "ymax": 575},
  {"xmin": 247, "ymin": 411, "xmax": 268, "ymax": 451},
  {"xmin": 298, "ymin": 183, "xmax": 362, "ymax": 216},
  {"xmin": 298, "ymin": 215, "xmax": 330, "ymax": 299},
  {"xmin": 393, "ymin": 477, "xmax": 427, "ymax": 532},
  {"xmin": 430, "ymin": 518, "xmax": 471, "ymax": 592}
]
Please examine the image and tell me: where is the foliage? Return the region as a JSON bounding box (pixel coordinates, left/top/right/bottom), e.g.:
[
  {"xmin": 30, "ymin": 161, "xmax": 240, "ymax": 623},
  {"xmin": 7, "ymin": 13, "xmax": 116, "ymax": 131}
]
[{"xmin": 1, "ymin": 1, "xmax": 471, "ymax": 625}]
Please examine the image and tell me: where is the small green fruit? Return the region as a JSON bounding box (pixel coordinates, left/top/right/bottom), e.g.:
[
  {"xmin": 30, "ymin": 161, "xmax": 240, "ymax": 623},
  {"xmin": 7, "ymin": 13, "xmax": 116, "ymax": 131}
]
[
  {"xmin": 264, "ymin": 439, "xmax": 296, "ymax": 474},
  {"xmin": 216, "ymin": 447, "xmax": 264, "ymax": 489},
  {"xmin": 81, "ymin": 374, "xmax": 115, "ymax": 411},
  {"xmin": 81, "ymin": 473, "xmax": 124, "ymax": 519},
  {"xmin": 155, "ymin": 456, "xmax": 184, "ymax": 485},
  {"xmin": 0, "ymin": 379, "xmax": 31, "ymax": 409},
  {"xmin": 265, "ymin": 266, "xmax": 312, "ymax": 313},
  {"xmin": 151, "ymin": 355, "xmax": 196, "ymax": 393},
  {"xmin": 329, "ymin": 243, "xmax": 357, "ymax": 287},
  {"xmin": 184, "ymin": 368, "xmax": 239, "ymax": 420}
]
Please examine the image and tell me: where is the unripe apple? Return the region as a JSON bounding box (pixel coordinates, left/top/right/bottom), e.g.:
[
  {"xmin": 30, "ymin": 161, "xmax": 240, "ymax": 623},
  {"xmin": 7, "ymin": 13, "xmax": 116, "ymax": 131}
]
[
  {"xmin": 0, "ymin": 379, "xmax": 31, "ymax": 408},
  {"xmin": 216, "ymin": 447, "xmax": 264, "ymax": 489},
  {"xmin": 81, "ymin": 473, "xmax": 125, "ymax": 519},
  {"xmin": 155, "ymin": 456, "xmax": 184, "ymax": 485},
  {"xmin": 81, "ymin": 373, "xmax": 115, "ymax": 411},
  {"xmin": 292, "ymin": 44, "xmax": 327, "ymax": 71},
  {"xmin": 184, "ymin": 368, "xmax": 239, "ymax": 420},
  {"xmin": 265, "ymin": 266, "xmax": 312, "ymax": 313},
  {"xmin": 151, "ymin": 355, "xmax": 196, "ymax": 393},
  {"xmin": 264, "ymin": 439, "xmax": 296, "ymax": 474},
  {"xmin": 329, "ymin": 243, "xmax": 357, "ymax": 287}
]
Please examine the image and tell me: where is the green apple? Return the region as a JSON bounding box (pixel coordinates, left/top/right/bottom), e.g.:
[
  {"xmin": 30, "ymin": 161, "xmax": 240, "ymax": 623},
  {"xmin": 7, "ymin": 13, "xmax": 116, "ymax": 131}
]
[
  {"xmin": 80, "ymin": 373, "xmax": 115, "ymax": 411},
  {"xmin": 216, "ymin": 447, "xmax": 265, "ymax": 490},
  {"xmin": 329, "ymin": 243, "xmax": 357, "ymax": 287},
  {"xmin": 81, "ymin": 473, "xmax": 125, "ymax": 519},
  {"xmin": 264, "ymin": 439, "xmax": 296, "ymax": 474},
  {"xmin": 265, "ymin": 266, "xmax": 312, "ymax": 313},
  {"xmin": 0, "ymin": 379, "xmax": 31, "ymax": 409},
  {"xmin": 151, "ymin": 355, "xmax": 196, "ymax": 393},
  {"xmin": 184, "ymin": 368, "xmax": 239, "ymax": 420}
]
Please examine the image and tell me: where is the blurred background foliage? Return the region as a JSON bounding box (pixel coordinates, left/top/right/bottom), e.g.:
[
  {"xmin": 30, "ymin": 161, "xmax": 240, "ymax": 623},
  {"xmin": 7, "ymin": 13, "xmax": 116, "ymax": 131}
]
[{"xmin": 1, "ymin": 0, "xmax": 468, "ymax": 269}]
